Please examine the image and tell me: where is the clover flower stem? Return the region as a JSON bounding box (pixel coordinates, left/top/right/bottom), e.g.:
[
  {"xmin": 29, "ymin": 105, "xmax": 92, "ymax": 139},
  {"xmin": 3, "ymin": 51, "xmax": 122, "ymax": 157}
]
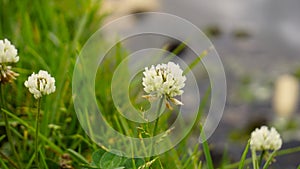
[
  {"xmin": 150, "ymin": 96, "xmax": 164, "ymax": 160},
  {"xmin": 152, "ymin": 97, "xmax": 164, "ymax": 137},
  {"xmin": 0, "ymin": 84, "xmax": 22, "ymax": 169},
  {"xmin": 35, "ymin": 98, "xmax": 41, "ymax": 168},
  {"xmin": 251, "ymin": 149, "xmax": 258, "ymax": 169},
  {"xmin": 258, "ymin": 150, "xmax": 265, "ymax": 166}
]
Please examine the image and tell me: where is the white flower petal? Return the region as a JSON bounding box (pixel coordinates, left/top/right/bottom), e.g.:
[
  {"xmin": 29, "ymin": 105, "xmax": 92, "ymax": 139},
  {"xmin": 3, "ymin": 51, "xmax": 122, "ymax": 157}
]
[
  {"xmin": 24, "ymin": 70, "xmax": 56, "ymax": 99},
  {"xmin": 250, "ymin": 125, "xmax": 282, "ymax": 151},
  {"xmin": 0, "ymin": 39, "xmax": 19, "ymax": 64},
  {"xmin": 142, "ymin": 62, "xmax": 186, "ymax": 101}
]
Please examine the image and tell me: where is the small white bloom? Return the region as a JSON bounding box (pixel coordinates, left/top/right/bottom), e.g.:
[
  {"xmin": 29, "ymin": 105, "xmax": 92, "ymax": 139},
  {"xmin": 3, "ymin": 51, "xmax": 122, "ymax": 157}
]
[
  {"xmin": 0, "ymin": 39, "xmax": 19, "ymax": 63},
  {"xmin": 142, "ymin": 62, "xmax": 186, "ymax": 98},
  {"xmin": 24, "ymin": 70, "xmax": 56, "ymax": 99},
  {"xmin": 142, "ymin": 62, "xmax": 186, "ymax": 109},
  {"xmin": 250, "ymin": 126, "xmax": 282, "ymax": 151}
]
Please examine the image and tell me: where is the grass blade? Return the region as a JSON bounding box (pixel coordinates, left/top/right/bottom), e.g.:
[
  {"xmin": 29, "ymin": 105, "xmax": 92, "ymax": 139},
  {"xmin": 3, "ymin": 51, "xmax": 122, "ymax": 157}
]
[
  {"xmin": 2, "ymin": 109, "xmax": 63, "ymax": 154},
  {"xmin": 0, "ymin": 158, "xmax": 9, "ymax": 169},
  {"xmin": 0, "ymin": 151, "xmax": 18, "ymax": 169},
  {"xmin": 183, "ymin": 46, "xmax": 212, "ymax": 75},
  {"xmin": 238, "ymin": 140, "xmax": 250, "ymax": 169},
  {"xmin": 25, "ymin": 153, "xmax": 36, "ymax": 169},
  {"xmin": 67, "ymin": 148, "xmax": 89, "ymax": 164},
  {"xmin": 39, "ymin": 148, "xmax": 49, "ymax": 169},
  {"xmin": 200, "ymin": 131, "xmax": 214, "ymax": 169},
  {"xmin": 262, "ymin": 151, "xmax": 276, "ymax": 169}
]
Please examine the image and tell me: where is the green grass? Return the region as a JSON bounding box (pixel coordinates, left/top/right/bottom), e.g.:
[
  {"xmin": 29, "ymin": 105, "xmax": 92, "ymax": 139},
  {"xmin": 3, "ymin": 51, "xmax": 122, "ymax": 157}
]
[
  {"xmin": 0, "ymin": 0, "xmax": 104, "ymax": 168},
  {"xmin": 1, "ymin": 0, "xmax": 300, "ymax": 168}
]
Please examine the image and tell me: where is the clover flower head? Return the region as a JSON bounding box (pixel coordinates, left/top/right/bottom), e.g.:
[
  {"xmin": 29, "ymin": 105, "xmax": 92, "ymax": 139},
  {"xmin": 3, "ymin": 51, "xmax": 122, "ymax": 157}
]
[
  {"xmin": 142, "ymin": 62, "xmax": 186, "ymax": 108},
  {"xmin": 0, "ymin": 39, "xmax": 19, "ymax": 84},
  {"xmin": 0, "ymin": 39, "xmax": 19, "ymax": 64},
  {"xmin": 250, "ymin": 126, "xmax": 282, "ymax": 151},
  {"xmin": 143, "ymin": 62, "xmax": 186, "ymax": 97},
  {"xmin": 0, "ymin": 65, "xmax": 19, "ymax": 83},
  {"xmin": 24, "ymin": 70, "xmax": 56, "ymax": 99}
]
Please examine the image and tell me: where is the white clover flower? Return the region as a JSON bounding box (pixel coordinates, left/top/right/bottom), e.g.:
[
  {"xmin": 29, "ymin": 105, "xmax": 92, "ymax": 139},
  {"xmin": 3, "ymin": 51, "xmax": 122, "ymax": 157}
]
[
  {"xmin": 142, "ymin": 62, "xmax": 186, "ymax": 108},
  {"xmin": 0, "ymin": 39, "xmax": 19, "ymax": 84},
  {"xmin": 24, "ymin": 70, "xmax": 56, "ymax": 99},
  {"xmin": 0, "ymin": 39, "xmax": 19, "ymax": 63},
  {"xmin": 250, "ymin": 126, "xmax": 282, "ymax": 151}
]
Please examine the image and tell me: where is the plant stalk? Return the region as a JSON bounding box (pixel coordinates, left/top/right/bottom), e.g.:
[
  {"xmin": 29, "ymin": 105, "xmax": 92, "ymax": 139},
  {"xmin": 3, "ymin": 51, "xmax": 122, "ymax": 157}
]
[
  {"xmin": 251, "ymin": 149, "xmax": 258, "ymax": 169},
  {"xmin": 258, "ymin": 150, "xmax": 265, "ymax": 166},
  {"xmin": 150, "ymin": 97, "xmax": 164, "ymax": 161},
  {"xmin": 35, "ymin": 98, "xmax": 41, "ymax": 168},
  {"xmin": 152, "ymin": 97, "xmax": 164, "ymax": 137}
]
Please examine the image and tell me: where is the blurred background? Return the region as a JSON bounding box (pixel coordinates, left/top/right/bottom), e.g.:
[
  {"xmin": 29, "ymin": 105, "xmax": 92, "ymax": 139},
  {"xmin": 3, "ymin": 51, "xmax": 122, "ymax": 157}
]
[{"xmin": 102, "ymin": 0, "xmax": 300, "ymax": 168}]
